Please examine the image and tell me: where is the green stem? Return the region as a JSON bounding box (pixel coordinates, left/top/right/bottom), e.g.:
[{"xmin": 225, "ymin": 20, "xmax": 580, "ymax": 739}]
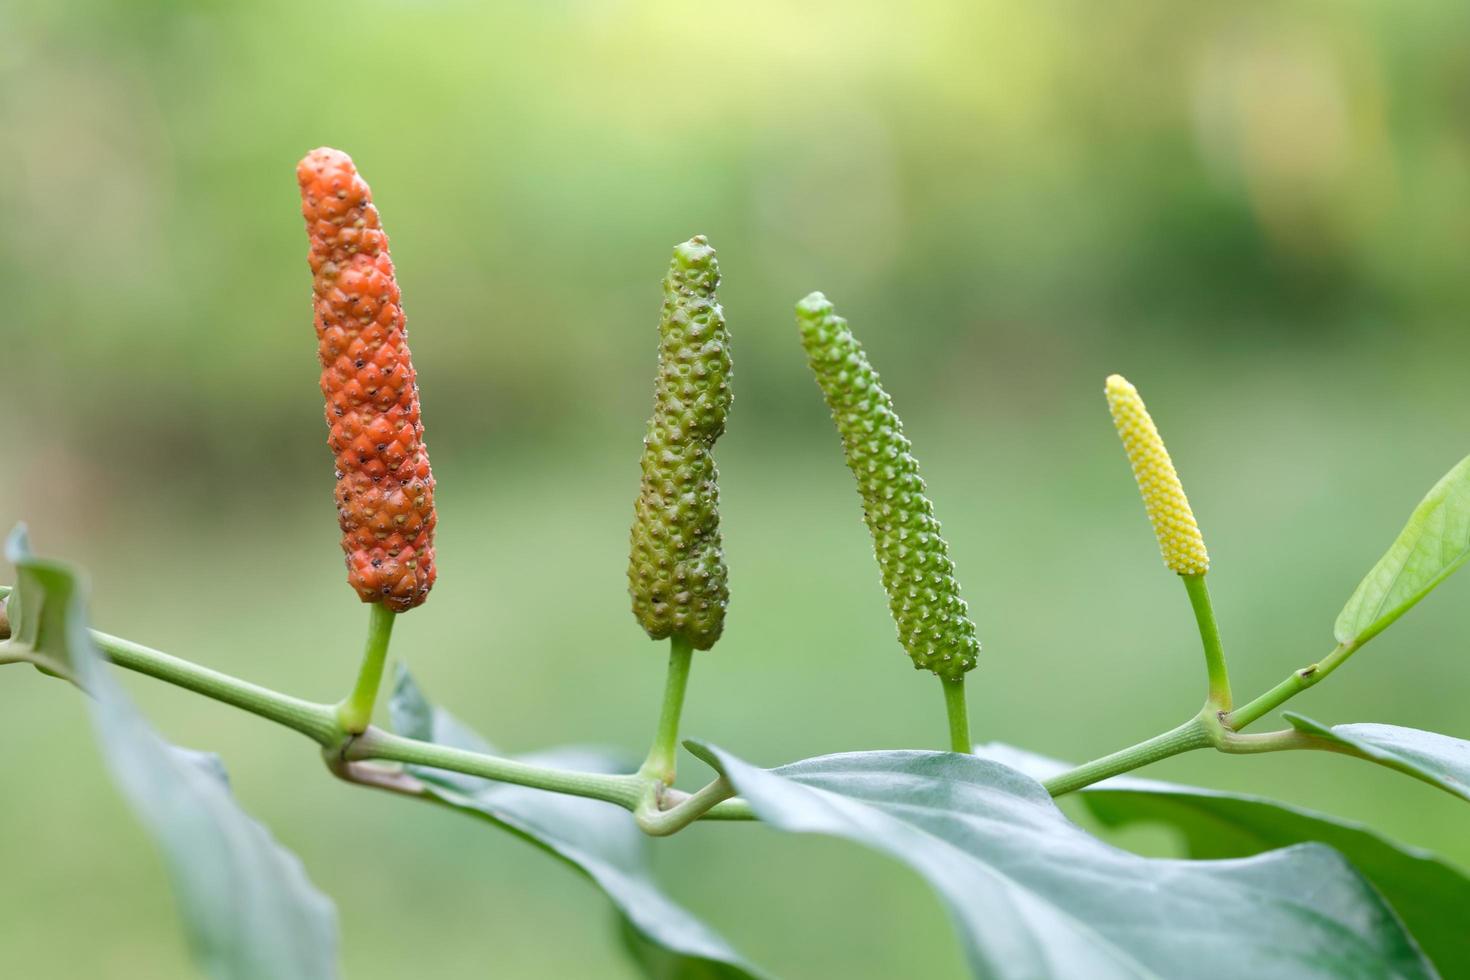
[
  {"xmin": 28, "ymin": 625, "xmax": 752, "ymax": 834},
  {"xmin": 337, "ymin": 603, "xmax": 396, "ymax": 735},
  {"xmin": 346, "ymin": 727, "xmax": 646, "ymax": 810},
  {"xmin": 941, "ymin": 676, "xmax": 971, "ymax": 753},
  {"xmin": 1183, "ymin": 574, "xmax": 1231, "ymax": 711},
  {"xmin": 1225, "ymin": 641, "xmax": 1357, "ymax": 730},
  {"xmin": 92, "ymin": 630, "xmax": 339, "ymax": 744},
  {"xmin": 640, "ymin": 635, "xmax": 694, "ymax": 784},
  {"xmin": 698, "ymin": 796, "xmax": 757, "ymax": 821},
  {"xmin": 1043, "ymin": 714, "xmax": 1215, "ymax": 797},
  {"xmin": 75, "ymin": 628, "xmax": 749, "ymax": 829}
]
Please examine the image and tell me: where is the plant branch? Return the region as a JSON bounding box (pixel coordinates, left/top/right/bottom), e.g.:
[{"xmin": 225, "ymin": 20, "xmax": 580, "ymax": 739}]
[
  {"xmin": 37, "ymin": 616, "xmax": 1402, "ymax": 831},
  {"xmin": 92, "ymin": 629, "xmax": 340, "ymax": 744},
  {"xmin": 640, "ymin": 635, "xmax": 695, "ymax": 784},
  {"xmin": 69, "ymin": 627, "xmax": 750, "ymax": 831},
  {"xmin": 1225, "ymin": 641, "xmax": 1359, "ymax": 730},
  {"xmin": 71, "ymin": 616, "xmax": 1383, "ymax": 828},
  {"xmin": 1043, "ymin": 713, "xmax": 1215, "ymax": 797},
  {"xmin": 1045, "ymin": 632, "xmax": 1380, "ymax": 796},
  {"xmin": 1182, "ymin": 574, "xmax": 1230, "ymax": 710},
  {"xmin": 336, "ymin": 603, "xmax": 396, "ymax": 734},
  {"xmin": 941, "ymin": 676, "xmax": 971, "ymax": 753},
  {"xmin": 344, "ymin": 727, "xmax": 647, "ymax": 810}
]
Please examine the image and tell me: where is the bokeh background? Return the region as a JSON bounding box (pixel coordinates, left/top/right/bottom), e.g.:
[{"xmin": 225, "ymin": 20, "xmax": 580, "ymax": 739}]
[{"xmin": 4, "ymin": 1, "xmax": 1470, "ymax": 976}]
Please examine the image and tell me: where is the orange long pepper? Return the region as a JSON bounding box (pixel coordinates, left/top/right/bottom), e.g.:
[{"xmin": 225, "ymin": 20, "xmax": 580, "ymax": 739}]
[{"xmin": 297, "ymin": 147, "xmax": 436, "ymax": 612}]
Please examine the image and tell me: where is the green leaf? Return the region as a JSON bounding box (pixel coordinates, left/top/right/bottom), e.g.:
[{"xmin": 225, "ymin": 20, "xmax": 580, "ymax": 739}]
[
  {"xmin": 388, "ymin": 667, "xmax": 765, "ymax": 980},
  {"xmin": 0, "ymin": 525, "xmax": 340, "ymax": 980},
  {"xmin": 1285, "ymin": 713, "xmax": 1470, "ymax": 803},
  {"xmin": 1335, "ymin": 454, "xmax": 1470, "ymax": 646},
  {"xmin": 982, "ymin": 743, "xmax": 1469, "ymax": 977},
  {"xmin": 694, "ymin": 744, "xmax": 1433, "ymax": 979},
  {"xmin": 0, "ymin": 528, "xmax": 80, "ymax": 680},
  {"xmin": 618, "ymin": 916, "xmax": 758, "ymax": 980}
]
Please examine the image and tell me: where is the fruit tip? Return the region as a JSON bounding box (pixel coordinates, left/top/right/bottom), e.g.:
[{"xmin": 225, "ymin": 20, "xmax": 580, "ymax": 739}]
[
  {"xmin": 796, "ymin": 291, "xmax": 832, "ymax": 318},
  {"xmin": 673, "ymin": 235, "xmax": 716, "ymax": 269}
]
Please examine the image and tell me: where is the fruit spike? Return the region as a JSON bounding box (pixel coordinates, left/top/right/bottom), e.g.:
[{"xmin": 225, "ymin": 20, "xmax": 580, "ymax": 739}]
[
  {"xmin": 297, "ymin": 147, "xmax": 436, "ymax": 612},
  {"xmin": 1104, "ymin": 374, "xmax": 1209, "ymax": 576},
  {"xmin": 796, "ymin": 292, "xmax": 980, "ymax": 681},
  {"xmin": 627, "ymin": 236, "xmax": 732, "ymax": 650}
]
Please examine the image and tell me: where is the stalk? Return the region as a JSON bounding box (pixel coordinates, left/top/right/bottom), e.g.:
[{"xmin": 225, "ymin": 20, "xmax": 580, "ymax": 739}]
[
  {"xmin": 1043, "ymin": 715, "xmax": 1215, "ymax": 797},
  {"xmin": 337, "ymin": 603, "xmax": 397, "ymax": 735},
  {"xmin": 640, "ymin": 635, "xmax": 695, "ymax": 784},
  {"xmin": 942, "ymin": 677, "xmax": 972, "ymax": 753},
  {"xmin": 1182, "ymin": 574, "xmax": 1231, "ymax": 710}
]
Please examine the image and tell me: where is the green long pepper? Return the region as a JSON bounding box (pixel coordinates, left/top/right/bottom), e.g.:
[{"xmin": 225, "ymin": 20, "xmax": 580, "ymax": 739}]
[
  {"xmin": 627, "ymin": 237, "xmax": 731, "ymax": 650},
  {"xmin": 796, "ymin": 292, "xmax": 980, "ymax": 681}
]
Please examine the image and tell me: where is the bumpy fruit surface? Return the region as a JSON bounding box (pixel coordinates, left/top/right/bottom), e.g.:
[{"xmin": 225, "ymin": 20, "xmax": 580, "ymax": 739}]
[
  {"xmin": 1104, "ymin": 374, "xmax": 1209, "ymax": 576},
  {"xmin": 298, "ymin": 147, "xmax": 436, "ymax": 612},
  {"xmin": 628, "ymin": 237, "xmax": 731, "ymax": 650},
  {"xmin": 796, "ymin": 292, "xmax": 979, "ymax": 680}
]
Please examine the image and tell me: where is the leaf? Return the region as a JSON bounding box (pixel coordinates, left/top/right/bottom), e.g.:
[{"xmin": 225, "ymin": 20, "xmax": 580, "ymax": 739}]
[
  {"xmin": 618, "ymin": 916, "xmax": 759, "ymax": 980},
  {"xmin": 1335, "ymin": 454, "xmax": 1470, "ymax": 646},
  {"xmin": 693, "ymin": 743, "xmax": 1434, "ymax": 980},
  {"xmin": 388, "ymin": 667, "xmax": 765, "ymax": 980},
  {"xmin": 1285, "ymin": 713, "xmax": 1470, "ymax": 804},
  {"xmin": 982, "ymin": 742, "xmax": 1470, "ymax": 977},
  {"xmin": 1, "ymin": 526, "xmax": 340, "ymax": 980},
  {"xmin": 0, "ymin": 529, "xmax": 79, "ymax": 680}
]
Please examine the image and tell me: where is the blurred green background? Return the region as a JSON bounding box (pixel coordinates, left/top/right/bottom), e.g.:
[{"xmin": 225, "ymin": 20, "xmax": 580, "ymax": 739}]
[{"xmin": 4, "ymin": 0, "xmax": 1470, "ymax": 976}]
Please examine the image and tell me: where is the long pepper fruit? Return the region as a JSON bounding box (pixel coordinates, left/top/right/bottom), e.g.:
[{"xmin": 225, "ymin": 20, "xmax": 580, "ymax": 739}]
[
  {"xmin": 796, "ymin": 292, "xmax": 980, "ymax": 681},
  {"xmin": 297, "ymin": 147, "xmax": 436, "ymax": 612},
  {"xmin": 628, "ymin": 236, "xmax": 732, "ymax": 650}
]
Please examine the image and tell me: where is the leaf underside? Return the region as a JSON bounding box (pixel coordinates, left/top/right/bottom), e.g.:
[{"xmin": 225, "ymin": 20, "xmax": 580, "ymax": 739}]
[
  {"xmin": 1286, "ymin": 714, "xmax": 1470, "ymax": 804},
  {"xmin": 388, "ymin": 668, "xmax": 765, "ymax": 980},
  {"xmin": 982, "ymin": 742, "xmax": 1469, "ymax": 977},
  {"xmin": 1, "ymin": 525, "xmax": 340, "ymax": 980},
  {"xmin": 696, "ymin": 743, "xmax": 1434, "ymax": 980}
]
